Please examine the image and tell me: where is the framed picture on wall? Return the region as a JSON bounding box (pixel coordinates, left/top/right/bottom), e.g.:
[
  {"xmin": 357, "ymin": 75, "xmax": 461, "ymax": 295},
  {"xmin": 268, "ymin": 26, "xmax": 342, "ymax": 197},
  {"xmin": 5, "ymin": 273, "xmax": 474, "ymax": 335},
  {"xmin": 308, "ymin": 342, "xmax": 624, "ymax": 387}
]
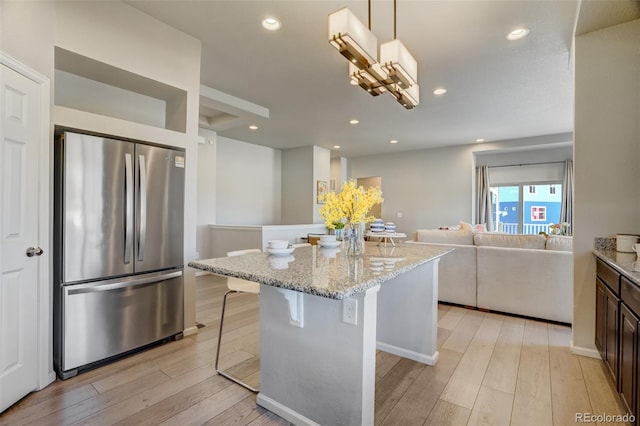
[{"xmin": 317, "ymin": 180, "xmax": 328, "ymax": 204}]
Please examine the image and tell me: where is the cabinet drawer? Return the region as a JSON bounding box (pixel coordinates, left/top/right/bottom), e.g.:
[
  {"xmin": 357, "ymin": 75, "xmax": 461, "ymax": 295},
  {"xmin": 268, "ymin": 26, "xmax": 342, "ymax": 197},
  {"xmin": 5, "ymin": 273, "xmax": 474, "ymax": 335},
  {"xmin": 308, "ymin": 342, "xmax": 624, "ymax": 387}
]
[
  {"xmin": 597, "ymin": 258, "xmax": 621, "ymax": 296},
  {"xmin": 622, "ymin": 276, "xmax": 640, "ymax": 317}
]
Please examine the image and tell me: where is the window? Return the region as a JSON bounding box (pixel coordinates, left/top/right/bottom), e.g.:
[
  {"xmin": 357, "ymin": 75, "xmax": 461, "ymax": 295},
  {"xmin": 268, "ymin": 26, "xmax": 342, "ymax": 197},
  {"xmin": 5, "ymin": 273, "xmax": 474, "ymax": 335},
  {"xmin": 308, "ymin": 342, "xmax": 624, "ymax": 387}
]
[
  {"xmin": 531, "ymin": 206, "xmax": 546, "ymax": 221},
  {"xmin": 490, "ymin": 183, "xmax": 562, "ymax": 234}
]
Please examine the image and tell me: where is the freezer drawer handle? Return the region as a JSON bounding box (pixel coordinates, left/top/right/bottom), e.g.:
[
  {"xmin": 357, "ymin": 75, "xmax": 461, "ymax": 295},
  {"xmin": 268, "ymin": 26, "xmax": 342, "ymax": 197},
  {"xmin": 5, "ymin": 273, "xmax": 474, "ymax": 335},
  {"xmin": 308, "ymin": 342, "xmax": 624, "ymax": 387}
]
[
  {"xmin": 124, "ymin": 153, "xmax": 134, "ymax": 264},
  {"xmin": 138, "ymin": 154, "xmax": 147, "ymax": 262},
  {"xmin": 67, "ymin": 270, "xmax": 182, "ymax": 295}
]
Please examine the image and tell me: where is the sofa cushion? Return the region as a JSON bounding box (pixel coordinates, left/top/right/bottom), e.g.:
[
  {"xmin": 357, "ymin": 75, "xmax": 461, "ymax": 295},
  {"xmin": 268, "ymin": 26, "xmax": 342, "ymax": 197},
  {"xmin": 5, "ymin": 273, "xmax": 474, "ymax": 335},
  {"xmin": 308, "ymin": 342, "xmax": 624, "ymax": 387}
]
[
  {"xmin": 473, "ymin": 232, "xmax": 547, "ymax": 250},
  {"xmin": 414, "ymin": 229, "xmax": 474, "ymax": 245},
  {"xmin": 546, "ymin": 235, "xmax": 573, "ymax": 251},
  {"xmin": 476, "ymin": 246, "xmax": 572, "ymax": 323}
]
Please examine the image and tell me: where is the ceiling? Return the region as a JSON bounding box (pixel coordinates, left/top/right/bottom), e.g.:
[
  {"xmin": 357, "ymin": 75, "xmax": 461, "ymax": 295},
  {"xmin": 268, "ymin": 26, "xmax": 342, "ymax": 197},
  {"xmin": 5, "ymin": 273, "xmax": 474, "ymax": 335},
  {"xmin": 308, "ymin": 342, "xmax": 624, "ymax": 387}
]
[{"xmin": 127, "ymin": 0, "xmax": 640, "ymax": 158}]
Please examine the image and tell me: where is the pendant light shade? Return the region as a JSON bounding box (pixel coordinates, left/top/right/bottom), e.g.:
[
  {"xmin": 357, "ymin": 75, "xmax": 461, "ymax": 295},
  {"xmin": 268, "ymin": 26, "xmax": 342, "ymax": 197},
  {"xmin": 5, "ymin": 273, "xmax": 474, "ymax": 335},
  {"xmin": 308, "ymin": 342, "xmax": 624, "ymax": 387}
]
[
  {"xmin": 329, "ymin": 7, "xmax": 378, "ymax": 70},
  {"xmin": 329, "ymin": 2, "xmax": 419, "ymax": 109},
  {"xmin": 380, "ymin": 39, "xmax": 418, "ymax": 89}
]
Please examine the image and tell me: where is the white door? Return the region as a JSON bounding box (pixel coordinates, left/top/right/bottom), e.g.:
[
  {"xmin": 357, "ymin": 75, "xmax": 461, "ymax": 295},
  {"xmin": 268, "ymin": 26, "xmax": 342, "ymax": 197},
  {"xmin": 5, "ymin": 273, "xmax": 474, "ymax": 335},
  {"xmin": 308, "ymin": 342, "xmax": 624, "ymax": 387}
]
[{"xmin": 0, "ymin": 63, "xmax": 41, "ymax": 412}]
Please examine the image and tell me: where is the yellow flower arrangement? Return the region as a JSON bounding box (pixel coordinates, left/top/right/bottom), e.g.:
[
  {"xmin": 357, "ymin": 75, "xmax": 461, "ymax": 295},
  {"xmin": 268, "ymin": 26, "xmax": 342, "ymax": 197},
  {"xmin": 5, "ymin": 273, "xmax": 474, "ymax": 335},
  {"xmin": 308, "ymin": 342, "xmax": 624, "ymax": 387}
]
[{"xmin": 319, "ymin": 180, "xmax": 383, "ymax": 229}]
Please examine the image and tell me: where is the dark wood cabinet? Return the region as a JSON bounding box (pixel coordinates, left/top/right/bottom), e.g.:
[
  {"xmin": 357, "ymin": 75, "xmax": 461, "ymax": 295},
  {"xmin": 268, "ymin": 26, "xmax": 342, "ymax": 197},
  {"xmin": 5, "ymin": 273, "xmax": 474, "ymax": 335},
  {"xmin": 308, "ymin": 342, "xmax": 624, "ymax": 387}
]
[
  {"xmin": 620, "ymin": 303, "xmax": 637, "ymax": 414},
  {"xmin": 596, "ymin": 257, "xmax": 640, "ymax": 424},
  {"xmin": 605, "ymin": 283, "xmax": 620, "ymax": 382},
  {"xmin": 596, "ymin": 278, "xmax": 606, "ymax": 355},
  {"xmin": 596, "ymin": 258, "xmax": 621, "ymax": 384}
]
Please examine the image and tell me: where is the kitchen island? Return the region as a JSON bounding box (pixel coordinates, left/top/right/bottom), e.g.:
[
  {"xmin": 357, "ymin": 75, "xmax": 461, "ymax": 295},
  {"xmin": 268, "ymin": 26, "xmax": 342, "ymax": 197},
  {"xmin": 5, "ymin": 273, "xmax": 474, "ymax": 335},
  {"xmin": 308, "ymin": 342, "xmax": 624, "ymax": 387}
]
[{"xmin": 189, "ymin": 242, "xmax": 452, "ymax": 425}]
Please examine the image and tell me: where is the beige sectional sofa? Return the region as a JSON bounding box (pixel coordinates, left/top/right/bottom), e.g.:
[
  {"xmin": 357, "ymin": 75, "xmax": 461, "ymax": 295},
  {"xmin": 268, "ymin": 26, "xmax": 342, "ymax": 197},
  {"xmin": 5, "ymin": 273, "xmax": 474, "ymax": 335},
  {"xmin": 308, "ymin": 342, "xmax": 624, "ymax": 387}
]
[{"xmin": 411, "ymin": 229, "xmax": 573, "ymax": 323}]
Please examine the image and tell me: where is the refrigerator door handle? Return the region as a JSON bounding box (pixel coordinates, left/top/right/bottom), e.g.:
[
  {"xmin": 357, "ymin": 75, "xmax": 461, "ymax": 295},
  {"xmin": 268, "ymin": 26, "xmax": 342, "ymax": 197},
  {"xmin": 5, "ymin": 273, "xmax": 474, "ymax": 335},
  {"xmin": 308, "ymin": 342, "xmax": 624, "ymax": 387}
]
[
  {"xmin": 66, "ymin": 270, "xmax": 182, "ymax": 295},
  {"xmin": 138, "ymin": 154, "xmax": 147, "ymax": 262},
  {"xmin": 124, "ymin": 153, "xmax": 134, "ymax": 264}
]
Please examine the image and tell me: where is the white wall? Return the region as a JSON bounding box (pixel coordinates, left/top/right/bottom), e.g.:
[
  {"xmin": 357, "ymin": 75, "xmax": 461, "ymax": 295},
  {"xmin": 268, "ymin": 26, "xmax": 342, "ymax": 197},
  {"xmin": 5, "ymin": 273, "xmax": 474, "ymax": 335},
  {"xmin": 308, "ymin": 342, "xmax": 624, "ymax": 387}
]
[
  {"xmin": 281, "ymin": 145, "xmax": 330, "ymax": 225},
  {"xmin": 573, "ymin": 19, "xmax": 640, "ymax": 355},
  {"xmin": 0, "ymin": 1, "xmax": 54, "ymax": 80},
  {"xmin": 350, "ymin": 145, "xmax": 473, "ymax": 234},
  {"xmin": 215, "ymin": 136, "xmax": 282, "ymax": 225},
  {"xmin": 197, "ymin": 129, "xmax": 217, "ymax": 259},
  {"xmin": 331, "ymin": 157, "xmax": 348, "ymax": 190},
  {"xmin": 313, "ymin": 146, "xmax": 331, "ymax": 224},
  {"xmin": 282, "ymin": 146, "xmax": 314, "ymax": 224}
]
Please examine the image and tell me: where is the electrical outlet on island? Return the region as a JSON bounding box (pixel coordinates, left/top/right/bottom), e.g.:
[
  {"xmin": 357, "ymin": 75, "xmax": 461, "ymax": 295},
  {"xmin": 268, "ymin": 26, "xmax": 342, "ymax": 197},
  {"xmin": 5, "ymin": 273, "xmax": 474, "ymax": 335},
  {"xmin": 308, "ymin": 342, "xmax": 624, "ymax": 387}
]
[{"xmin": 342, "ymin": 298, "xmax": 358, "ymax": 325}]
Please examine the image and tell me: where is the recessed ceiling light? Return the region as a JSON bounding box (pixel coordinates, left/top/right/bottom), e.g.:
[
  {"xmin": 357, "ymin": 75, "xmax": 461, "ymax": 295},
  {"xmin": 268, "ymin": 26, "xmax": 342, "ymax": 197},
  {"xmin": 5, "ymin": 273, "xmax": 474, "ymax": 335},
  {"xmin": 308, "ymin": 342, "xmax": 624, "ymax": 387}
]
[
  {"xmin": 333, "ymin": 145, "xmax": 341, "ymax": 149},
  {"xmin": 506, "ymin": 28, "xmax": 529, "ymax": 41},
  {"xmin": 262, "ymin": 17, "xmax": 282, "ymax": 31},
  {"xmin": 390, "ymin": 140, "xmax": 399, "ymax": 144},
  {"xmin": 349, "ymin": 119, "xmax": 359, "ymax": 125},
  {"xmin": 476, "ymin": 138, "xmax": 485, "ymax": 143},
  {"xmin": 249, "ymin": 125, "xmax": 259, "ymax": 130},
  {"xmin": 433, "ymin": 88, "xmax": 447, "ymax": 96}
]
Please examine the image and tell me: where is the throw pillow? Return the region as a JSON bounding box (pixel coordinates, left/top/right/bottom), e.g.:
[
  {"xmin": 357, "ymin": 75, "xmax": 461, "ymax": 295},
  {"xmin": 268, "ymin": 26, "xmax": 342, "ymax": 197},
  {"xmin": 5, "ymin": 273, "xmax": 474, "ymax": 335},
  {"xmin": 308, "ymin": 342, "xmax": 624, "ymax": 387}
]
[
  {"xmin": 460, "ymin": 220, "xmax": 487, "ymax": 233},
  {"xmin": 438, "ymin": 224, "xmax": 461, "ymax": 231},
  {"xmin": 546, "ymin": 235, "xmax": 573, "ymax": 251}
]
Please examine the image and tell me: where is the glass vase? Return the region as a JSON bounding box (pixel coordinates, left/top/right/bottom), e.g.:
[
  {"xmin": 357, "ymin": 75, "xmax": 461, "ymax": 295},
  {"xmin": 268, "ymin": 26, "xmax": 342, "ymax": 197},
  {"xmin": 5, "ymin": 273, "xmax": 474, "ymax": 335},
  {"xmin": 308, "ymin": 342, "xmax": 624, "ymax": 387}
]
[{"xmin": 343, "ymin": 221, "xmax": 365, "ymax": 256}]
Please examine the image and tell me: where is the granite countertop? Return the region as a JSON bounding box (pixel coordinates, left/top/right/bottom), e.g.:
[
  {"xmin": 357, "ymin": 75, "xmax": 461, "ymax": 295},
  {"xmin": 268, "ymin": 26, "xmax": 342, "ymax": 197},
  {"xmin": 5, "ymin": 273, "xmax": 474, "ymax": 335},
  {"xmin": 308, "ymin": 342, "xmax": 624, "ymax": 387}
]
[
  {"xmin": 594, "ymin": 249, "xmax": 640, "ymax": 287},
  {"xmin": 189, "ymin": 242, "xmax": 453, "ymax": 300}
]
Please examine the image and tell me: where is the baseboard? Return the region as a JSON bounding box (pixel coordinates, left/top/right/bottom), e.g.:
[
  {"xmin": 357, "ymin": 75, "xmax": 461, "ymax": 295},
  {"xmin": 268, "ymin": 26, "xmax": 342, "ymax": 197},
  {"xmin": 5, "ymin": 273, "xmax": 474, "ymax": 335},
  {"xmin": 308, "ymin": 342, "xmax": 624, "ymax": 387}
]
[
  {"xmin": 182, "ymin": 325, "xmax": 199, "ymax": 337},
  {"xmin": 438, "ymin": 301, "xmax": 571, "ymax": 327},
  {"xmin": 377, "ymin": 342, "xmax": 439, "ymax": 366},
  {"xmin": 256, "ymin": 393, "xmax": 321, "ymax": 426},
  {"xmin": 571, "ymin": 342, "xmax": 601, "ymax": 359}
]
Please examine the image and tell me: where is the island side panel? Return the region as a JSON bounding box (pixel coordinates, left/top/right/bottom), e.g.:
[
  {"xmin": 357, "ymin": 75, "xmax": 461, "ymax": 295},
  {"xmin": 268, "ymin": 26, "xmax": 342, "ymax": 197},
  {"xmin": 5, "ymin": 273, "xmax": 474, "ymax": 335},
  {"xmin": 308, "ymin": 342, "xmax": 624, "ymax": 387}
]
[
  {"xmin": 257, "ymin": 284, "xmax": 380, "ymax": 426},
  {"xmin": 376, "ymin": 258, "xmax": 440, "ymax": 365}
]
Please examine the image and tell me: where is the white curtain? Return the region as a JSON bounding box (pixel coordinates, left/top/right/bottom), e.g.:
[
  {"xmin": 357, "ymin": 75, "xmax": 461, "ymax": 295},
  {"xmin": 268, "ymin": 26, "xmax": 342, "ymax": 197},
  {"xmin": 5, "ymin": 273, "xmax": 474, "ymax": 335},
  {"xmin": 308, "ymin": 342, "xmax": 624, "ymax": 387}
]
[
  {"xmin": 560, "ymin": 159, "xmax": 574, "ymax": 234},
  {"xmin": 476, "ymin": 166, "xmax": 494, "ymax": 231}
]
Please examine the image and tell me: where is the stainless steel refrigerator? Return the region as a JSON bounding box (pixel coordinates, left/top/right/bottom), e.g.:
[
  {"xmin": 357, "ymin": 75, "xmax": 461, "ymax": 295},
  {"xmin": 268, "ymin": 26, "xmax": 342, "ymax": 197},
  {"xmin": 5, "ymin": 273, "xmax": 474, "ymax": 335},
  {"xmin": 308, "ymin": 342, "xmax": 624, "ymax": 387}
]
[{"xmin": 53, "ymin": 130, "xmax": 185, "ymax": 379}]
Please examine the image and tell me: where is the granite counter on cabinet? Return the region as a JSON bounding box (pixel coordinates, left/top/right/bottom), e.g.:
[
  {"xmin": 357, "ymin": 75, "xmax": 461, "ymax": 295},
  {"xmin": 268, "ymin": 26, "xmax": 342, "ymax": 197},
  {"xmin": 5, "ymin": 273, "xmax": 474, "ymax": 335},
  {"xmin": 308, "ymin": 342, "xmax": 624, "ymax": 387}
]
[
  {"xmin": 594, "ymin": 249, "xmax": 640, "ymax": 287},
  {"xmin": 189, "ymin": 242, "xmax": 452, "ymax": 426}
]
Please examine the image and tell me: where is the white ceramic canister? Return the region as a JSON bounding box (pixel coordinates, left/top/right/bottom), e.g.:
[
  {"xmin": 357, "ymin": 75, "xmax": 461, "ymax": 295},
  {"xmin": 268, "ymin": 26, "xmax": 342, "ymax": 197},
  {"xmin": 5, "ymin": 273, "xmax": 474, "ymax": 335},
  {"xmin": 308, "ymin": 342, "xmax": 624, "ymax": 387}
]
[{"xmin": 617, "ymin": 234, "xmax": 639, "ymax": 253}]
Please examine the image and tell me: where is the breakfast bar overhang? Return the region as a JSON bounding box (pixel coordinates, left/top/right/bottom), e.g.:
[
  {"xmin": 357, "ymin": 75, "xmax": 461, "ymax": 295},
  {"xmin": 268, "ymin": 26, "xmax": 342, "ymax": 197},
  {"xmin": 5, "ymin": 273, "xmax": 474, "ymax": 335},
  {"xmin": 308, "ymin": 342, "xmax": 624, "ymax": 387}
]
[{"xmin": 189, "ymin": 243, "xmax": 452, "ymax": 426}]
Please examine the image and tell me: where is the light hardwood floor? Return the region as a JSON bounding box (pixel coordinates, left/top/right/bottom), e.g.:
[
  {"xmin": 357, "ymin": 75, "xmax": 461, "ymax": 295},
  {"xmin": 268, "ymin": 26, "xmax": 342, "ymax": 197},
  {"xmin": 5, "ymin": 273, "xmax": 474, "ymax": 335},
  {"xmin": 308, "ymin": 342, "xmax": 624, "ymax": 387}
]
[{"xmin": 0, "ymin": 274, "xmax": 631, "ymax": 425}]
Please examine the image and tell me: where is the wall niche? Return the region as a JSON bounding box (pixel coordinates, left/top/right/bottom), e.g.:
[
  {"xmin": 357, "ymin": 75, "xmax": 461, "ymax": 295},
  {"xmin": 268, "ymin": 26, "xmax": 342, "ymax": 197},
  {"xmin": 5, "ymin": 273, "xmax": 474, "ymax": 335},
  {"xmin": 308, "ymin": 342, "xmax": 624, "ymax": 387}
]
[{"xmin": 54, "ymin": 46, "xmax": 187, "ymax": 133}]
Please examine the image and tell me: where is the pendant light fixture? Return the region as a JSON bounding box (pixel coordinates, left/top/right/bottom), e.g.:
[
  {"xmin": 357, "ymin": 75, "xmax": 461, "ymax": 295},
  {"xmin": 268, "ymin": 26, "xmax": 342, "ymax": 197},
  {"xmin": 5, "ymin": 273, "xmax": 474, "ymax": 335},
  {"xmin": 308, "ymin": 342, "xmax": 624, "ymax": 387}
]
[{"xmin": 328, "ymin": 0, "xmax": 419, "ymax": 109}]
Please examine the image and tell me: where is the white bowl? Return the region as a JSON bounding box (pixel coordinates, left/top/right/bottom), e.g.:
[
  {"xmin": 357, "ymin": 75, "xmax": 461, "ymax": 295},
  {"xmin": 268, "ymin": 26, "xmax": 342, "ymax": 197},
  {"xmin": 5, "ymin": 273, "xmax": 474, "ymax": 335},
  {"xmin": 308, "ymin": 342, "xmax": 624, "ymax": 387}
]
[
  {"xmin": 266, "ymin": 247, "xmax": 295, "ymax": 256},
  {"xmin": 268, "ymin": 240, "xmax": 289, "ymax": 249},
  {"xmin": 319, "ymin": 240, "xmax": 340, "ymax": 248},
  {"xmin": 320, "ymin": 235, "xmax": 336, "ymax": 242}
]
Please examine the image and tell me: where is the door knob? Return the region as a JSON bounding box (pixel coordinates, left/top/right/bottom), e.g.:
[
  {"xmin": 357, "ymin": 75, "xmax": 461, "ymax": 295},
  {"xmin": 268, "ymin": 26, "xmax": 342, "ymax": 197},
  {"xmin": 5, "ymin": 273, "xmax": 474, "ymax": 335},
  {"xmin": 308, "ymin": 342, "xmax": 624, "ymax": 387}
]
[{"xmin": 26, "ymin": 247, "xmax": 44, "ymax": 257}]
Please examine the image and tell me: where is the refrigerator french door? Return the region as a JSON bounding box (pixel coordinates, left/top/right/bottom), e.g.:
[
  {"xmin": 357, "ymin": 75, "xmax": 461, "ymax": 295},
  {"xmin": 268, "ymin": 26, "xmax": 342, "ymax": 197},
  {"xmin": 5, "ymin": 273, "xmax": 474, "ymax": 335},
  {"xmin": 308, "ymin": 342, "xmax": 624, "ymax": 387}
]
[{"xmin": 53, "ymin": 131, "xmax": 185, "ymax": 379}]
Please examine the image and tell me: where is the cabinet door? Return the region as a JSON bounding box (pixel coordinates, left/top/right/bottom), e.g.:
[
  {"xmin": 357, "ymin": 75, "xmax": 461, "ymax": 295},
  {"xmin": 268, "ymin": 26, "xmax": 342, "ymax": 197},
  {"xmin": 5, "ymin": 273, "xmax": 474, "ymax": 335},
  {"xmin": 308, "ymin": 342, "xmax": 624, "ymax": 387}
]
[
  {"xmin": 596, "ymin": 278, "xmax": 606, "ymax": 357},
  {"xmin": 605, "ymin": 285, "xmax": 620, "ymax": 384},
  {"xmin": 620, "ymin": 303, "xmax": 637, "ymax": 415}
]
